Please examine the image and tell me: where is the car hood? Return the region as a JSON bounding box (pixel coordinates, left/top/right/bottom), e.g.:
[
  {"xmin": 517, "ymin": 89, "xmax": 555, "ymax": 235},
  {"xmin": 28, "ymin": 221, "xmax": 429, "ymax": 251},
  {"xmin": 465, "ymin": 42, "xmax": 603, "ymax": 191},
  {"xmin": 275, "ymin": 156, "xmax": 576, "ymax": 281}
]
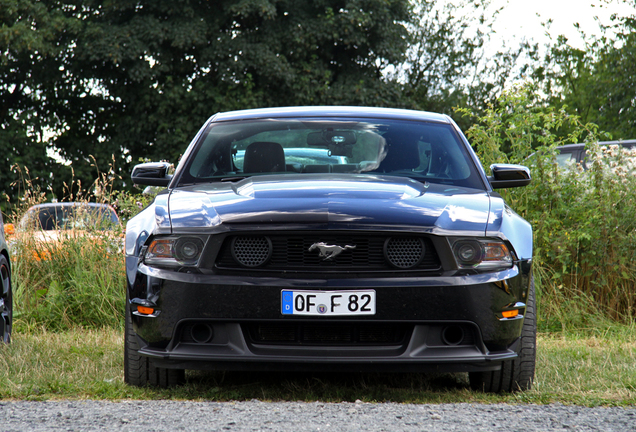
[{"xmin": 164, "ymin": 174, "xmax": 492, "ymax": 235}]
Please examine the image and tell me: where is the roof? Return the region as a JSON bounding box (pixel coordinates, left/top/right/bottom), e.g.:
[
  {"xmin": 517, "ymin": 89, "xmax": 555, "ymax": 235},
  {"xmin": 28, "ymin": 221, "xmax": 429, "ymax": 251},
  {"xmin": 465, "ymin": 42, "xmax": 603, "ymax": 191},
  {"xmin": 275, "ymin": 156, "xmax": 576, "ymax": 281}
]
[
  {"xmin": 28, "ymin": 202, "xmax": 114, "ymax": 210},
  {"xmin": 211, "ymin": 106, "xmax": 451, "ymax": 124},
  {"xmin": 557, "ymin": 139, "xmax": 636, "ymax": 151}
]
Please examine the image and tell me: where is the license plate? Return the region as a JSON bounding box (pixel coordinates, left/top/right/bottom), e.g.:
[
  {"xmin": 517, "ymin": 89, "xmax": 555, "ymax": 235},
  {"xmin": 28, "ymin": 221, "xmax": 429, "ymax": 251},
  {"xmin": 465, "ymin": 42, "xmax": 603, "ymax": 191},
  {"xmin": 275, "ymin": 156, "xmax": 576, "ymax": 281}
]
[{"xmin": 281, "ymin": 290, "xmax": 376, "ymax": 316}]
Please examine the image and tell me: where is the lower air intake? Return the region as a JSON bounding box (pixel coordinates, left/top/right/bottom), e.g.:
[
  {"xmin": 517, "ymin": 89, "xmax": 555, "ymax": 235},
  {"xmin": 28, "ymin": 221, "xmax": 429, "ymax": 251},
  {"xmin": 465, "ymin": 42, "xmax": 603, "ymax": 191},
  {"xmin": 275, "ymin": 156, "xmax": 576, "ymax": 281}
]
[{"xmin": 246, "ymin": 323, "xmax": 410, "ymax": 345}]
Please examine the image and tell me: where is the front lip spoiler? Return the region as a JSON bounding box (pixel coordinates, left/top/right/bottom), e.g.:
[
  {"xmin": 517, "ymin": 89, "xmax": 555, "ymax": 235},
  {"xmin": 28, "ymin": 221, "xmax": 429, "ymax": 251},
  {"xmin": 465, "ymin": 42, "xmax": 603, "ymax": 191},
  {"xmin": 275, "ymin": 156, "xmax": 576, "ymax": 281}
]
[
  {"xmin": 134, "ymin": 321, "xmax": 523, "ymax": 373},
  {"xmin": 138, "ymin": 347, "xmax": 517, "ymax": 373},
  {"xmin": 139, "ymin": 349, "xmax": 517, "ymax": 373},
  {"xmin": 140, "ymin": 348, "xmax": 516, "ymax": 363}
]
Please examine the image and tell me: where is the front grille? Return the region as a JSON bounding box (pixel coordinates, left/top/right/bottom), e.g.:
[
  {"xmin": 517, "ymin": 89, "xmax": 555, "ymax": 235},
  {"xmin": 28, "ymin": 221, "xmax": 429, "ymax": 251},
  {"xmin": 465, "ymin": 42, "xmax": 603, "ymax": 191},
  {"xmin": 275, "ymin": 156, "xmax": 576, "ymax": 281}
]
[
  {"xmin": 245, "ymin": 322, "xmax": 411, "ymax": 345},
  {"xmin": 215, "ymin": 233, "xmax": 441, "ymax": 273}
]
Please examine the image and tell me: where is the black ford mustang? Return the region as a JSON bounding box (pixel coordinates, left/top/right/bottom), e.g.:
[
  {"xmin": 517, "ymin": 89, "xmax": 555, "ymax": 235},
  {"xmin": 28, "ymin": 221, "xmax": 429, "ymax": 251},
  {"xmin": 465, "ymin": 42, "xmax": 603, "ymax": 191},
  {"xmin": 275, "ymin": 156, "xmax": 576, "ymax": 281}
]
[{"xmin": 125, "ymin": 106, "xmax": 534, "ymax": 392}]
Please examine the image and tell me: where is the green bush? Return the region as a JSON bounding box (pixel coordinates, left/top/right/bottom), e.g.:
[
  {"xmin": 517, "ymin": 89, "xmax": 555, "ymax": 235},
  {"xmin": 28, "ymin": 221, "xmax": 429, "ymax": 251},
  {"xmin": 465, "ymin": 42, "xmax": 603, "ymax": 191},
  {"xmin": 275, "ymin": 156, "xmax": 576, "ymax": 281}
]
[
  {"xmin": 111, "ymin": 189, "xmax": 156, "ymax": 225},
  {"xmin": 460, "ymin": 85, "xmax": 636, "ymax": 329},
  {"xmin": 12, "ymin": 232, "xmax": 125, "ymax": 331},
  {"xmin": 6, "ymin": 163, "xmax": 151, "ymax": 332}
]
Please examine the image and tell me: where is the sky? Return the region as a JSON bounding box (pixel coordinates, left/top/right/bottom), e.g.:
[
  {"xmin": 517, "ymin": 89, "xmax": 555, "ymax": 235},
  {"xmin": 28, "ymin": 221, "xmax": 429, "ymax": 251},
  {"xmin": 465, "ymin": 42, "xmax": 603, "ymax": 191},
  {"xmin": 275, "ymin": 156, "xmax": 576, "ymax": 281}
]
[{"xmin": 488, "ymin": 0, "xmax": 635, "ymax": 50}]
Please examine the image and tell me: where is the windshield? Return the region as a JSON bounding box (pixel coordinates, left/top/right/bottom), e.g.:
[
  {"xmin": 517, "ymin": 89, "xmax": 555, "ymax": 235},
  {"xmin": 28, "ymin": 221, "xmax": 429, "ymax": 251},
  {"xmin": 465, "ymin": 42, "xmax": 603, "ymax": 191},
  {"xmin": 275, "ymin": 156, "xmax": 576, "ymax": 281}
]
[
  {"xmin": 21, "ymin": 204, "xmax": 120, "ymax": 231},
  {"xmin": 179, "ymin": 117, "xmax": 484, "ymax": 189}
]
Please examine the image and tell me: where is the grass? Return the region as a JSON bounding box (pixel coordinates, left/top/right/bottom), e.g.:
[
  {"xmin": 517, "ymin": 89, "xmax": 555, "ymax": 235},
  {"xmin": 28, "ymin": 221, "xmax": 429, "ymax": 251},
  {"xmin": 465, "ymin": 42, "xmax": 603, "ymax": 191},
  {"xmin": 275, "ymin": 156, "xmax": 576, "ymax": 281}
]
[
  {"xmin": 0, "ymin": 327, "xmax": 634, "ymax": 405},
  {"xmin": 534, "ymin": 332, "xmax": 636, "ymax": 404},
  {"xmin": 11, "ymin": 233, "xmax": 125, "ymax": 332}
]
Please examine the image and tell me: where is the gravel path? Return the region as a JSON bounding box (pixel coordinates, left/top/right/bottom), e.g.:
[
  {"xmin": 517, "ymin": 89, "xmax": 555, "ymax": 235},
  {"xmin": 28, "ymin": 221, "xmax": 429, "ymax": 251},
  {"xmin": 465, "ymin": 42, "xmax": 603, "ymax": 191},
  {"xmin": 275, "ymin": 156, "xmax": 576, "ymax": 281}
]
[{"xmin": 0, "ymin": 400, "xmax": 635, "ymax": 431}]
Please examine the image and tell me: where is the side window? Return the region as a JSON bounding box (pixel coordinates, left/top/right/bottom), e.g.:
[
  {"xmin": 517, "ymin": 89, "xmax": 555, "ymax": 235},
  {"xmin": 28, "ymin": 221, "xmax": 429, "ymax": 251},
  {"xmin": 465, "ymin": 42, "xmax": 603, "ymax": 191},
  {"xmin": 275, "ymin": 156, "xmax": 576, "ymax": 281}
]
[
  {"xmin": 556, "ymin": 152, "xmax": 576, "ymax": 167},
  {"xmin": 416, "ymin": 139, "xmax": 472, "ymax": 180}
]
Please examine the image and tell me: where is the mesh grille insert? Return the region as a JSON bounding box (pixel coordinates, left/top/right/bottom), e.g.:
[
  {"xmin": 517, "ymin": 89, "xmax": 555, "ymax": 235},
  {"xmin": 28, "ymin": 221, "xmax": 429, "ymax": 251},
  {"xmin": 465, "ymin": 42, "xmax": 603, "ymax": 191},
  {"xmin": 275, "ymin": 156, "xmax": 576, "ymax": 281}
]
[
  {"xmin": 385, "ymin": 237, "xmax": 425, "ymax": 269},
  {"xmin": 231, "ymin": 236, "xmax": 272, "ymax": 267}
]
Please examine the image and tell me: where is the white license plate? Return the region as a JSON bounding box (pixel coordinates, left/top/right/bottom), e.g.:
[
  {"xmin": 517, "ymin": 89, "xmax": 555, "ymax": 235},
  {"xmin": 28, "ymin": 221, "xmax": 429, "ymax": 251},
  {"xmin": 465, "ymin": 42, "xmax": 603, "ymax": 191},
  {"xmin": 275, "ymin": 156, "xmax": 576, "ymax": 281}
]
[{"xmin": 281, "ymin": 290, "xmax": 376, "ymax": 316}]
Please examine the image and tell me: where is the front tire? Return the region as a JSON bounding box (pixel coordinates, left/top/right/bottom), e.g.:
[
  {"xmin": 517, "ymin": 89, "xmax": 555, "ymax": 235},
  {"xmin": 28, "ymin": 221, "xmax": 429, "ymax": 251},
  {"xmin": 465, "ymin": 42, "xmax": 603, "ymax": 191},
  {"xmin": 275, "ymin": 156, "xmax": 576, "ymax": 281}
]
[
  {"xmin": 124, "ymin": 304, "xmax": 185, "ymax": 387},
  {"xmin": 0, "ymin": 254, "xmax": 12, "ymax": 344},
  {"xmin": 469, "ymin": 276, "xmax": 536, "ymax": 392}
]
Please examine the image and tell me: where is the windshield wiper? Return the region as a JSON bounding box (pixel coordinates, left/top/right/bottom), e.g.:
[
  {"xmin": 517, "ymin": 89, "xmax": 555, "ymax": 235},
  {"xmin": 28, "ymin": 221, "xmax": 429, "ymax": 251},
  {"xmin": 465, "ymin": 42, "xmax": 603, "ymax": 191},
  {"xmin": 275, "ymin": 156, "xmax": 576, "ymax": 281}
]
[{"xmin": 220, "ymin": 176, "xmax": 249, "ymax": 182}]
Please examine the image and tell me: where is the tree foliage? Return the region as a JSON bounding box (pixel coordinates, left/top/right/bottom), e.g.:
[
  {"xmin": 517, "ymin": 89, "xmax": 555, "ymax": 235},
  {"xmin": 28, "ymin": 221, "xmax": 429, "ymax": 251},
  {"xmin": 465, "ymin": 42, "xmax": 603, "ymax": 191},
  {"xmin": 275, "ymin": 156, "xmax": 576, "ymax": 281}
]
[
  {"xmin": 1, "ymin": 0, "xmax": 413, "ymax": 203},
  {"xmin": 398, "ymin": 0, "xmax": 531, "ymax": 130},
  {"xmin": 536, "ymin": 8, "xmax": 636, "ymax": 140},
  {"xmin": 0, "ymin": 0, "xmax": 79, "ymax": 203},
  {"xmin": 1, "ymin": 0, "xmax": 545, "ymax": 206}
]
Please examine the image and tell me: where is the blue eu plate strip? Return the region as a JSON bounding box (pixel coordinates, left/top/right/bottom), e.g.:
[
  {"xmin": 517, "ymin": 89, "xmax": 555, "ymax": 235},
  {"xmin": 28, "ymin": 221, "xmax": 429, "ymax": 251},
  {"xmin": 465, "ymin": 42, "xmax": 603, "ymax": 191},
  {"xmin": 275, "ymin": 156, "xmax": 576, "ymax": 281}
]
[{"xmin": 281, "ymin": 291, "xmax": 293, "ymax": 315}]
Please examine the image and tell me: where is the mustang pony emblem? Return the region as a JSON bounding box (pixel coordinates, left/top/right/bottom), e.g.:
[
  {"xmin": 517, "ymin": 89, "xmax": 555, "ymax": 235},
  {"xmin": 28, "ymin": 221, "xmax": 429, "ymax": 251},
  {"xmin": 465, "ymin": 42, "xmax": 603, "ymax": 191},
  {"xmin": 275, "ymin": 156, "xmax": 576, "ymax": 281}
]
[{"xmin": 308, "ymin": 242, "xmax": 356, "ymax": 261}]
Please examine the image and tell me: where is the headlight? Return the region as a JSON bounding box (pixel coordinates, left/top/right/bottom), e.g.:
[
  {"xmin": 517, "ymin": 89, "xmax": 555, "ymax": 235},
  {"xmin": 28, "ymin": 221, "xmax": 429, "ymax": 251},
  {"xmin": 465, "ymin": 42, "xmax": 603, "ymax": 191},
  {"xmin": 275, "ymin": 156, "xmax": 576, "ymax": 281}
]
[
  {"xmin": 451, "ymin": 238, "xmax": 513, "ymax": 271},
  {"xmin": 174, "ymin": 237, "xmax": 205, "ymax": 261},
  {"xmin": 144, "ymin": 236, "xmax": 207, "ymax": 266}
]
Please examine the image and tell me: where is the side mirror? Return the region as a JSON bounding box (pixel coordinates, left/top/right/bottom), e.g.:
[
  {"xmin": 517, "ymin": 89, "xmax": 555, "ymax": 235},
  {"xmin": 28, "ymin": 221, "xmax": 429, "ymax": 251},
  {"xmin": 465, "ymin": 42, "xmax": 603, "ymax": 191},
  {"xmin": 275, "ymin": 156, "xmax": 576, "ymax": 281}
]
[
  {"xmin": 131, "ymin": 162, "xmax": 173, "ymax": 187},
  {"xmin": 488, "ymin": 164, "xmax": 531, "ymax": 189}
]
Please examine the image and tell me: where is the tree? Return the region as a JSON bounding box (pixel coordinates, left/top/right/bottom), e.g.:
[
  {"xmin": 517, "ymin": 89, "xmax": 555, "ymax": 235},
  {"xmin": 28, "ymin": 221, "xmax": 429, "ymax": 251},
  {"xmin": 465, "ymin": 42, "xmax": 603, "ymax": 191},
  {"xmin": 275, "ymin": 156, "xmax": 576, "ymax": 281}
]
[
  {"xmin": 1, "ymin": 0, "xmax": 414, "ymax": 203},
  {"xmin": 0, "ymin": 0, "xmax": 79, "ymax": 206},
  {"xmin": 397, "ymin": 0, "xmax": 532, "ymax": 130},
  {"xmin": 3, "ymin": 0, "xmax": 536, "ymax": 205},
  {"xmin": 535, "ymin": 8, "xmax": 636, "ymax": 140}
]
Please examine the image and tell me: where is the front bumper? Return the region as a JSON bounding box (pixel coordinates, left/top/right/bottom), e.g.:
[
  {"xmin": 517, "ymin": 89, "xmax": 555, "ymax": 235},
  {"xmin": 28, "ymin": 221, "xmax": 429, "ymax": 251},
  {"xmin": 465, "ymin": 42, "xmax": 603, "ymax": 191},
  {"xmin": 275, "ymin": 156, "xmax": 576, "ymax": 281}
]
[
  {"xmin": 127, "ymin": 257, "xmax": 532, "ymax": 373},
  {"xmin": 140, "ymin": 322, "xmax": 521, "ymax": 373}
]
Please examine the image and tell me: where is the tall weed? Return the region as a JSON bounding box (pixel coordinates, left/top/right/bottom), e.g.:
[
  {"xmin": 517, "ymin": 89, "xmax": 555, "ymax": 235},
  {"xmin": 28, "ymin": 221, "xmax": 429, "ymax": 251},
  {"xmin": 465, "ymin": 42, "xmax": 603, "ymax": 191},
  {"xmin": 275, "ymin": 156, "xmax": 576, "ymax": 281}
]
[
  {"xmin": 4, "ymin": 160, "xmax": 148, "ymax": 332},
  {"xmin": 12, "ymin": 233, "xmax": 125, "ymax": 331},
  {"xmin": 459, "ymin": 85, "xmax": 636, "ymax": 328}
]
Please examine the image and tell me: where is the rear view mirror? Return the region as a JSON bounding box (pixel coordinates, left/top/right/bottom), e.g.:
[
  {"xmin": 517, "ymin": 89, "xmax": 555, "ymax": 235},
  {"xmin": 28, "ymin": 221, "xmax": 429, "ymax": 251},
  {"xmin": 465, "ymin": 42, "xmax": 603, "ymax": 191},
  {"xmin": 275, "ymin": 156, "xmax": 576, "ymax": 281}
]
[
  {"xmin": 488, "ymin": 164, "xmax": 532, "ymax": 189},
  {"xmin": 307, "ymin": 130, "xmax": 357, "ymax": 146},
  {"xmin": 307, "ymin": 131, "xmax": 357, "ymax": 157},
  {"xmin": 131, "ymin": 162, "xmax": 173, "ymax": 187}
]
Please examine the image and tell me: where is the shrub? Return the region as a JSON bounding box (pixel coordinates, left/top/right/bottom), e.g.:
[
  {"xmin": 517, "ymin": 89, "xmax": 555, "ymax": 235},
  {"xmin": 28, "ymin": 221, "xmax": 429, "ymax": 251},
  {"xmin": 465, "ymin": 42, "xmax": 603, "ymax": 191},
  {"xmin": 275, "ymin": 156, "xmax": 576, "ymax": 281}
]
[
  {"xmin": 459, "ymin": 85, "xmax": 636, "ymax": 328},
  {"xmin": 111, "ymin": 189, "xmax": 156, "ymax": 225},
  {"xmin": 12, "ymin": 232, "xmax": 125, "ymax": 331},
  {"xmin": 5, "ymin": 162, "xmax": 150, "ymax": 332}
]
